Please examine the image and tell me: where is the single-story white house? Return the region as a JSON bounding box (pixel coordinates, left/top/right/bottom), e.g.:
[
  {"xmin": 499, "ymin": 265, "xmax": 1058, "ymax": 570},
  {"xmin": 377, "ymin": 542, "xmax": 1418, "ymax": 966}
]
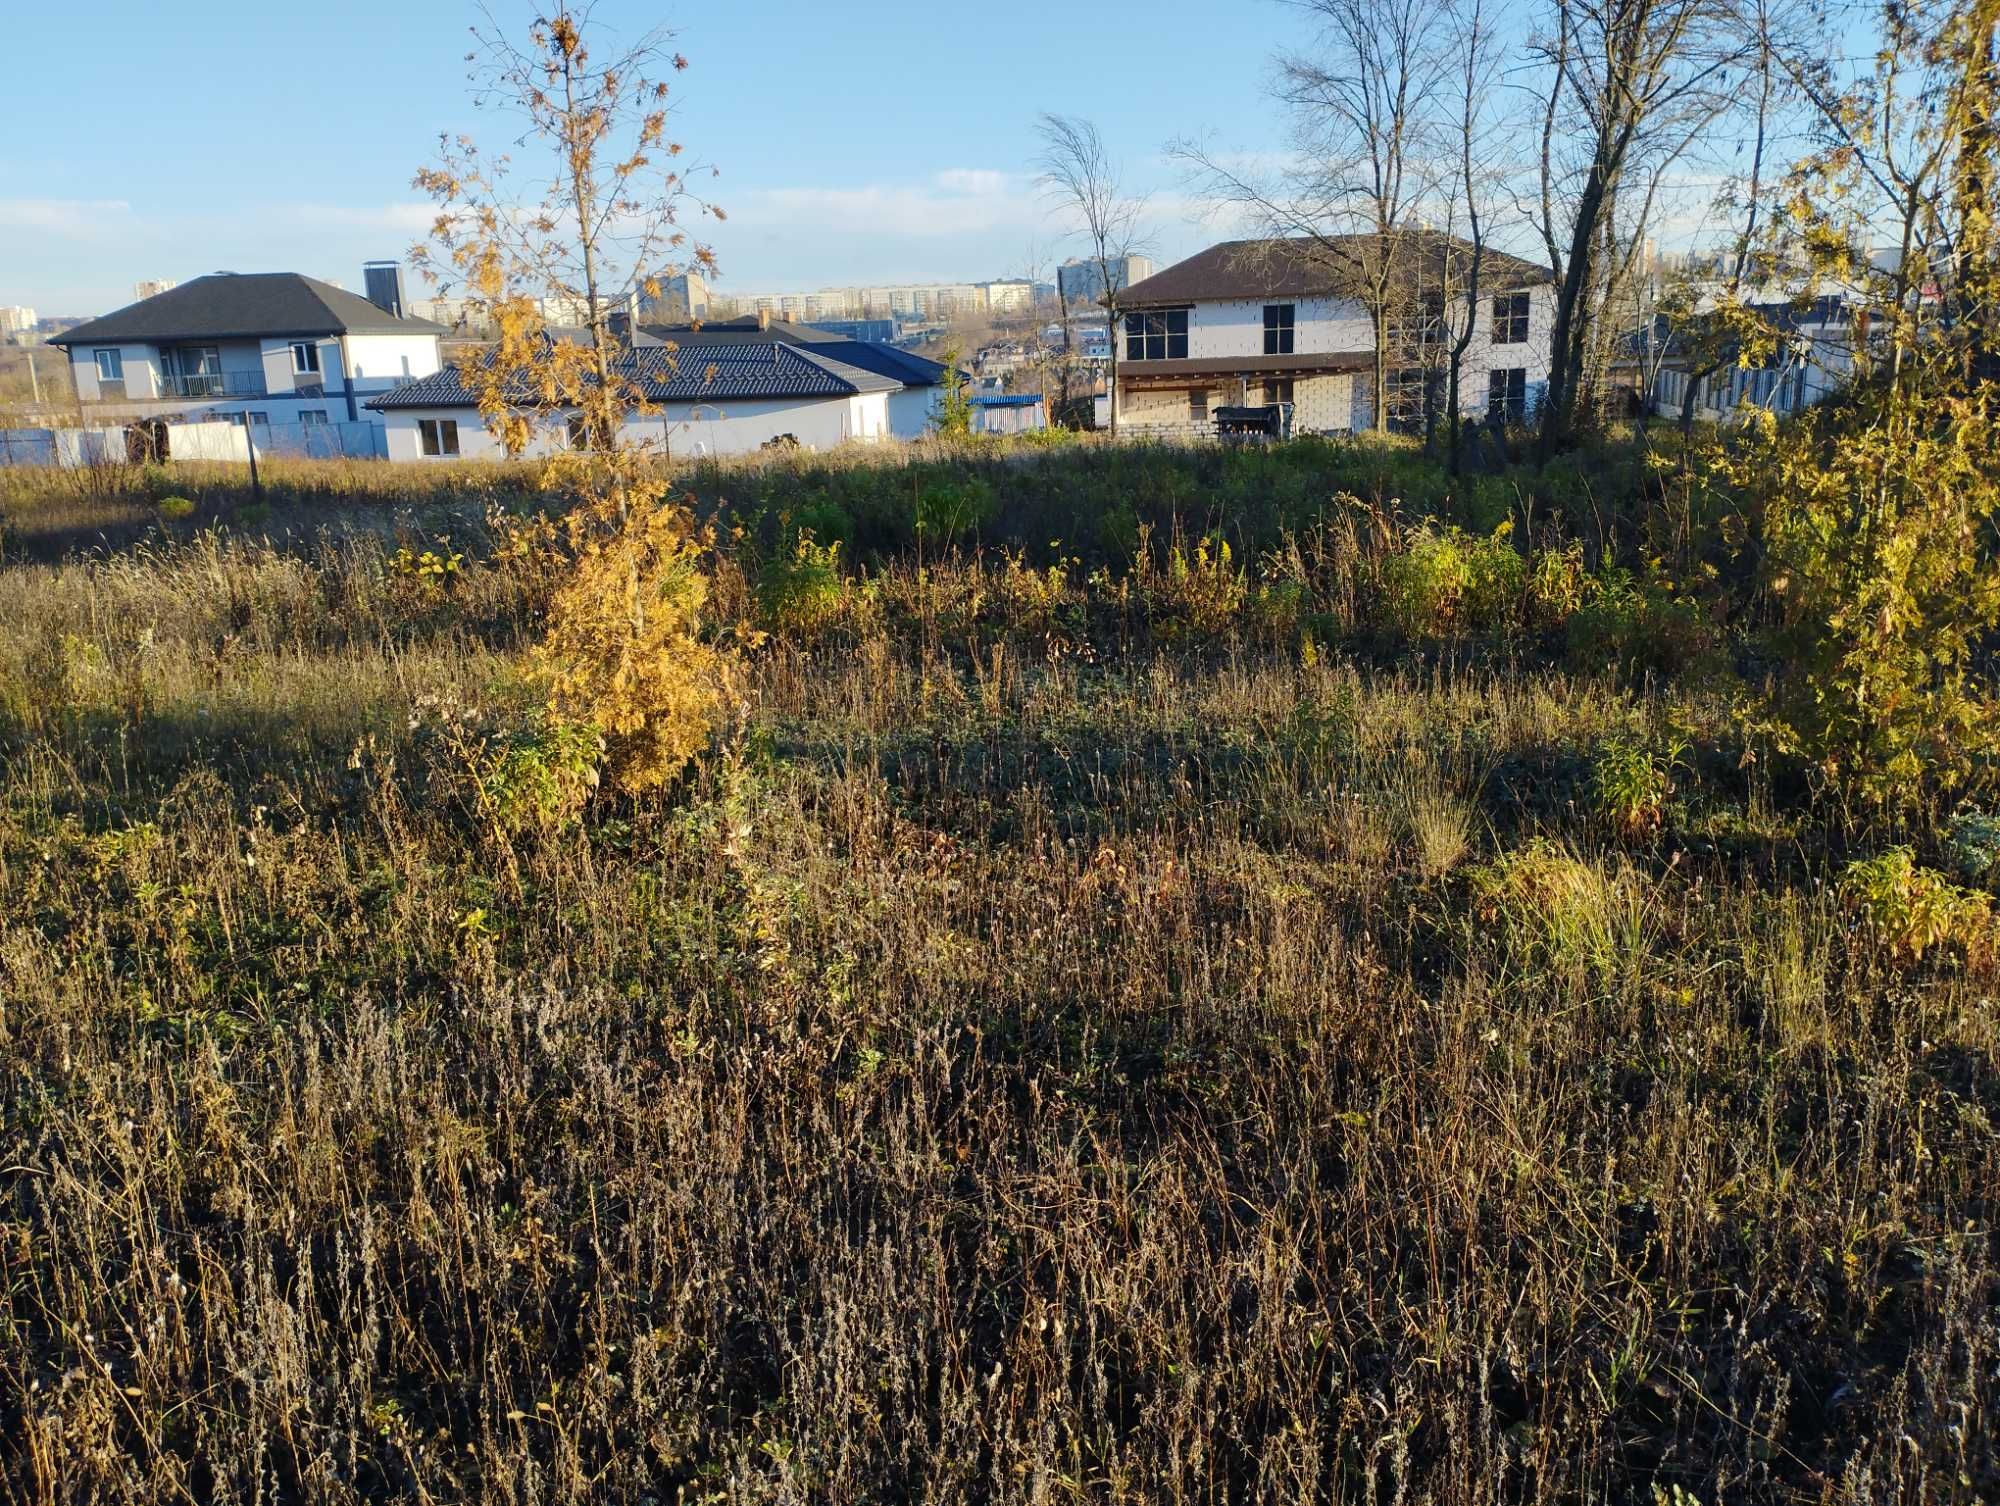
[
  {"xmin": 639, "ymin": 315, "xmax": 962, "ymax": 440},
  {"xmin": 368, "ymin": 340, "xmax": 901, "ymax": 460}
]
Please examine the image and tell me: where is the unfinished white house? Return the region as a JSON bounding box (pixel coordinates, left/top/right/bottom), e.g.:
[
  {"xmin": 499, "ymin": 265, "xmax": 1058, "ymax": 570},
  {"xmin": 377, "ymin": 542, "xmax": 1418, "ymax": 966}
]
[
  {"xmin": 1108, "ymin": 236, "xmax": 1557, "ymax": 436},
  {"xmin": 369, "ymin": 340, "xmax": 899, "ymax": 460}
]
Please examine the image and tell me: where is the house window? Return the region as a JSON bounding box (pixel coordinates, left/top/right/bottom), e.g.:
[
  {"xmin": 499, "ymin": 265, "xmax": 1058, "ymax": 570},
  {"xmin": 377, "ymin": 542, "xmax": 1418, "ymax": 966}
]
[
  {"xmin": 1491, "ymin": 292, "xmax": 1531, "ymax": 345},
  {"xmin": 1189, "ymin": 390, "xmax": 1209, "ymax": 422},
  {"xmin": 299, "ymin": 409, "xmax": 329, "ymax": 426},
  {"xmin": 1124, "ymin": 308, "xmax": 1189, "ymax": 361},
  {"xmin": 290, "ymin": 341, "xmax": 321, "ymax": 375},
  {"xmin": 1487, "ymin": 367, "xmax": 1528, "ymax": 422},
  {"xmin": 566, "ymin": 414, "xmax": 590, "ymax": 450},
  {"xmin": 245, "ymin": 411, "xmax": 269, "ymax": 428},
  {"xmin": 1388, "ymin": 368, "xmax": 1432, "ymax": 431},
  {"xmin": 419, "ymin": 418, "xmax": 460, "ymax": 457},
  {"xmin": 1263, "ymin": 303, "xmax": 1295, "ymax": 356},
  {"xmin": 1393, "ymin": 293, "xmax": 1448, "ymax": 353},
  {"xmin": 94, "ymin": 349, "xmax": 124, "ymax": 382},
  {"xmin": 1262, "ymin": 378, "xmax": 1294, "ymax": 406}
]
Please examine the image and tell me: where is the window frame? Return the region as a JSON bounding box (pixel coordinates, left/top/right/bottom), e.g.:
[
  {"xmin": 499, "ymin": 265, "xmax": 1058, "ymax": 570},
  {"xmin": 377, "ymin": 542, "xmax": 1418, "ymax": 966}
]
[
  {"xmin": 298, "ymin": 409, "xmax": 329, "ymax": 426},
  {"xmin": 290, "ymin": 340, "xmax": 321, "ymax": 375},
  {"xmin": 1124, "ymin": 307, "xmax": 1190, "ymax": 361},
  {"xmin": 1490, "ymin": 291, "xmax": 1531, "ymax": 346},
  {"xmin": 1262, "ymin": 303, "xmax": 1296, "ymax": 356},
  {"xmin": 1189, "ymin": 389, "xmax": 1209, "ymax": 422},
  {"xmin": 1262, "ymin": 378, "xmax": 1295, "ymax": 407},
  {"xmin": 418, "ymin": 418, "xmax": 461, "ymax": 457},
  {"xmin": 1486, "ymin": 366, "xmax": 1528, "ymax": 422},
  {"xmin": 1387, "ymin": 367, "xmax": 1432, "ymax": 432},
  {"xmin": 93, "ymin": 348, "xmax": 124, "ymax": 382}
]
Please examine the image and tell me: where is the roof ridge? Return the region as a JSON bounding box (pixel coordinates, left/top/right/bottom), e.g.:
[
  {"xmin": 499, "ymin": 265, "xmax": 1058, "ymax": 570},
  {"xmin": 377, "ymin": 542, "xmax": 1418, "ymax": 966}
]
[{"xmin": 292, "ymin": 273, "xmax": 348, "ymax": 330}]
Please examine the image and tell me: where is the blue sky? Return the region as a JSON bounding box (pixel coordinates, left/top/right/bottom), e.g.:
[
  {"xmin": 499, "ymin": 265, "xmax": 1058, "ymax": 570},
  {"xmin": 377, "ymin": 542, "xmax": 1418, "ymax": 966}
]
[{"xmin": 1, "ymin": 0, "xmax": 1280, "ymax": 316}]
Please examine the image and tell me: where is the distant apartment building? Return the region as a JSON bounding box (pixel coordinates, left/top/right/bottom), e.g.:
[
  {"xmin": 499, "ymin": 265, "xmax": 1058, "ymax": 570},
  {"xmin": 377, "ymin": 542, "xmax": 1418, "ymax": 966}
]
[
  {"xmin": 733, "ymin": 283, "xmax": 994, "ymax": 323},
  {"xmin": 134, "ymin": 279, "xmax": 177, "ymax": 302},
  {"xmin": 640, "ymin": 271, "xmax": 710, "ymax": 322},
  {"xmin": 0, "ymin": 305, "xmax": 36, "ymax": 336},
  {"xmin": 982, "ymin": 280, "xmax": 1035, "ymax": 315},
  {"xmin": 1057, "ymin": 256, "xmax": 1154, "ymax": 307}
]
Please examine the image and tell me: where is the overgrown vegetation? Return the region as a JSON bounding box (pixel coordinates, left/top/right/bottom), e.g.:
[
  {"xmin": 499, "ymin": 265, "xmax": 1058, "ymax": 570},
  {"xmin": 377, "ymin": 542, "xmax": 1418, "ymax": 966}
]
[{"xmin": 2, "ymin": 416, "xmax": 1996, "ymax": 1501}]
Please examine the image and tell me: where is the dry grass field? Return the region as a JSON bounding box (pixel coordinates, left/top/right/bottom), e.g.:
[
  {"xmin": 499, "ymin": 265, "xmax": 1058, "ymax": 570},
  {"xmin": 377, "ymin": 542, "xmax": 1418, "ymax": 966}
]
[{"xmin": 0, "ymin": 444, "xmax": 1994, "ymax": 1503}]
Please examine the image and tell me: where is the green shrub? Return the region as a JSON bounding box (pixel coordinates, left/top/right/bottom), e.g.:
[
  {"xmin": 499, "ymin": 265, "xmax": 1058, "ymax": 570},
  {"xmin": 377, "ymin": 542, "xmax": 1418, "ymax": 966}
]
[
  {"xmin": 155, "ymin": 495, "xmax": 196, "ymax": 521},
  {"xmin": 1377, "ymin": 523, "xmax": 1522, "ymax": 638},
  {"xmin": 914, "ymin": 477, "xmax": 996, "ymax": 542},
  {"xmin": 476, "ymin": 715, "xmax": 603, "ymax": 835},
  {"xmin": 1589, "ymin": 732, "xmax": 1687, "ymax": 837},
  {"xmin": 789, "ymin": 495, "xmax": 854, "ymax": 549},
  {"xmin": 1842, "ymin": 846, "xmax": 1994, "ymax": 966},
  {"xmin": 1945, "ymin": 806, "xmax": 2000, "ymax": 886},
  {"xmin": 758, "ymin": 533, "xmax": 853, "ymax": 637},
  {"xmin": 1565, "ymin": 569, "xmax": 1714, "ymax": 677}
]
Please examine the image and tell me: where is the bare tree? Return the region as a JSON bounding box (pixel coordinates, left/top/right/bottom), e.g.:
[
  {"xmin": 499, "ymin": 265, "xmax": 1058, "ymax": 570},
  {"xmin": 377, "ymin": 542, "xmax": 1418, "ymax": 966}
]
[
  {"xmin": 1523, "ymin": 0, "xmax": 1751, "ymax": 458},
  {"xmin": 1439, "ymin": 0, "xmax": 1502, "ymax": 469},
  {"xmin": 1769, "ymin": 0, "xmax": 1995, "ymax": 391},
  {"xmin": 412, "ymin": 2, "xmax": 722, "ymax": 449},
  {"xmin": 1176, "ymin": 0, "xmax": 1450, "ymax": 432},
  {"xmin": 1036, "ymin": 113, "xmax": 1146, "ymax": 438}
]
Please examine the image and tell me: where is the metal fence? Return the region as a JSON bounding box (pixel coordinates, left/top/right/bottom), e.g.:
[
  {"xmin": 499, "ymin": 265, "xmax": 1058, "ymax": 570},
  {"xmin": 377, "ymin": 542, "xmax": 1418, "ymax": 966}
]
[{"xmin": 0, "ymin": 418, "xmax": 387, "ymax": 467}]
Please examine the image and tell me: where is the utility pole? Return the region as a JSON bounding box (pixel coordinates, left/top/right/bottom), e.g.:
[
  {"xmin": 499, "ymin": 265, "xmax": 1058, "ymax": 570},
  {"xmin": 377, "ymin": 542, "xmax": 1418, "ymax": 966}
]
[{"xmin": 27, "ymin": 347, "xmax": 41, "ymax": 408}]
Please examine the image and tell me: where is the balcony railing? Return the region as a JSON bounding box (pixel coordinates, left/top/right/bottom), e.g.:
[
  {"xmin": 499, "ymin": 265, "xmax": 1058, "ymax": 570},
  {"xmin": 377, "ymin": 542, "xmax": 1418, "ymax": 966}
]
[{"xmin": 158, "ymin": 370, "xmax": 268, "ymax": 399}]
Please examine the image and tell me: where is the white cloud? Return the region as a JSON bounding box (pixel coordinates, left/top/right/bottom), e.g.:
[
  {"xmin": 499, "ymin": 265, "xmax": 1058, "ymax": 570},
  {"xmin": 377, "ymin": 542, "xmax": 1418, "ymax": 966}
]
[
  {"xmin": 0, "ymin": 198, "xmax": 133, "ymax": 237},
  {"xmin": 284, "ymin": 202, "xmax": 437, "ymax": 233},
  {"xmin": 933, "ymin": 167, "xmax": 1015, "ymax": 197},
  {"xmin": 727, "ymin": 167, "xmax": 1035, "ymax": 240}
]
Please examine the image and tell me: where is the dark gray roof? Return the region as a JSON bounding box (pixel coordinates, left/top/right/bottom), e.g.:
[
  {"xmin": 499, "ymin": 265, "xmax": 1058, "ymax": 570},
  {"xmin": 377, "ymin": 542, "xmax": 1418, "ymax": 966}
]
[
  {"xmin": 366, "ymin": 339, "xmax": 901, "ymax": 412},
  {"xmin": 642, "ymin": 319, "xmax": 956, "ymax": 387},
  {"xmin": 50, "ymin": 273, "xmax": 447, "ymax": 347},
  {"xmin": 1120, "ymin": 235, "xmax": 1554, "ymax": 308}
]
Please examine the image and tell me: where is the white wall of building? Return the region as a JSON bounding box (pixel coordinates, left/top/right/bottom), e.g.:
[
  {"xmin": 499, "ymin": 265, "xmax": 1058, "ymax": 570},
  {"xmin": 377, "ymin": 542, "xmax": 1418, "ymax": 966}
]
[
  {"xmin": 887, "ymin": 385, "xmax": 942, "ymax": 440},
  {"xmin": 383, "ymin": 391, "xmax": 892, "ymax": 461},
  {"xmin": 68, "ymin": 342, "xmax": 161, "ymax": 402},
  {"xmin": 1181, "ymin": 296, "xmax": 1376, "ymax": 361},
  {"xmin": 342, "ymin": 333, "xmax": 442, "ymax": 385}
]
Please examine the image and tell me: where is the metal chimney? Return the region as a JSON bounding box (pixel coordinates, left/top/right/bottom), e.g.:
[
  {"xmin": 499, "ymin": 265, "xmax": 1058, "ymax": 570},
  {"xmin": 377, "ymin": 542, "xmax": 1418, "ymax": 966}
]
[{"xmin": 363, "ymin": 261, "xmax": 407, "ymax": 319}]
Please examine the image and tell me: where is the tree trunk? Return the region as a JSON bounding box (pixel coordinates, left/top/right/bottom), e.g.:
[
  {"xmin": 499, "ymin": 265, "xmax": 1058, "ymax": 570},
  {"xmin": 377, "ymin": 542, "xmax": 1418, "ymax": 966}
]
[{"xmin": 1106, "ymin": 298, "xmax": 1119, "ymax": 439}]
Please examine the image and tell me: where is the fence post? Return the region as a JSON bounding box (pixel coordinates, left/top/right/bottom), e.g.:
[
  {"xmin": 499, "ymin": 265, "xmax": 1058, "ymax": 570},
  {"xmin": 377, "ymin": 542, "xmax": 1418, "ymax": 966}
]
[{"xmin": 245, "ymin": 420, "xmax": 263, "ymax": 503}]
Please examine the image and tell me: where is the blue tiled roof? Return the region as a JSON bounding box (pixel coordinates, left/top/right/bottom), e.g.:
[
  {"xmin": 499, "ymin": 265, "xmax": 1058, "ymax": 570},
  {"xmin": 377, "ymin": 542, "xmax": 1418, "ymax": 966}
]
[{"xmin": 367, "ymin": 339, "xmax": 900, "ymax": 411}]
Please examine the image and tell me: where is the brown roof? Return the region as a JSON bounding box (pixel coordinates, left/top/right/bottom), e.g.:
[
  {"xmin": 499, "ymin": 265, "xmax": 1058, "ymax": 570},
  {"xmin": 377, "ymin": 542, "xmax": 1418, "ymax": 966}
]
[
  {"xmin": 1118, "ymin": 235, "xmax": 1554, "ymax": 308},
  {"xmin": 1120, "ymin": 351, "xmax": 1373, "ymax": 382}
]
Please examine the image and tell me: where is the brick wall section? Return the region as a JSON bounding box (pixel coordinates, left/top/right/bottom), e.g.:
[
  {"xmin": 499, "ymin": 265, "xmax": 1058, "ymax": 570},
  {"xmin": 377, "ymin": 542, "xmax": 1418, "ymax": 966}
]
[{"xmin": 1118, "ymin": 370, "xmax": 1370, "ymax": 436}]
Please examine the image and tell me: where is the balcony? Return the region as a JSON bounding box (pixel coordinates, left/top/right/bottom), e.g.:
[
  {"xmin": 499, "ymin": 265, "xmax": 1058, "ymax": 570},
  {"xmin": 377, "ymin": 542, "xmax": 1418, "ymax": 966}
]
[{"xmin": 158, "ymin": 369, "xmax": 268, "ymax": 399}]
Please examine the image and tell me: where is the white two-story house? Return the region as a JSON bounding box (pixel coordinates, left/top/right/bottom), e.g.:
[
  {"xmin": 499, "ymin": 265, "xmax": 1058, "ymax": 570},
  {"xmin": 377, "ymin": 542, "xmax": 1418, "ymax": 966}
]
[
  {"xmin": 1109, "ymin": 236, "xmax": 1556, "ymax": 436},
  {"xmin": 49, "ymin": 271, "xmax": 447, "ymax": 451}
]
